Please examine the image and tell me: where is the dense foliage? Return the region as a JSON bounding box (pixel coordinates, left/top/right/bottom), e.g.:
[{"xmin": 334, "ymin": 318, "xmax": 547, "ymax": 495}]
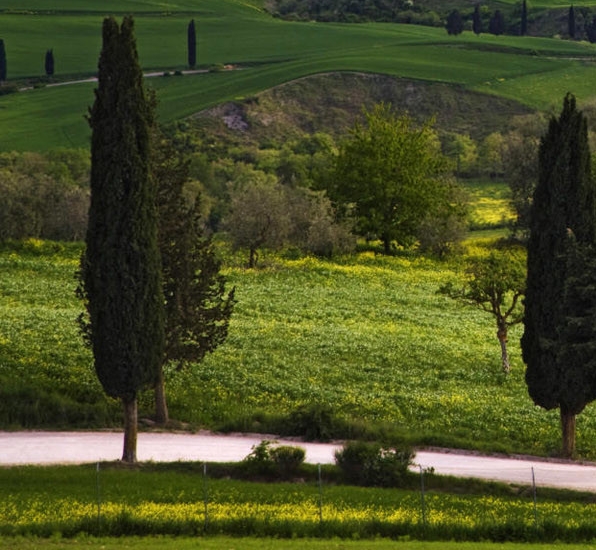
[
  {"xmin": 81, "ymin": 15, "xmax": 164, "ymax": 462},
  {"xmin": 522, "ymin": 94, "xmax": 596, "ymax": 457}
]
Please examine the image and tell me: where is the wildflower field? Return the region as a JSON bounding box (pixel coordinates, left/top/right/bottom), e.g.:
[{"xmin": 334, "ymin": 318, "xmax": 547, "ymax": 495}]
[
  {"xmin": 3, "ymin": 211, "xmax": 596, "ymax": 457},
  {"xmin": 2, "ymin": 463, "xmax": 596, "ymax": 543}
]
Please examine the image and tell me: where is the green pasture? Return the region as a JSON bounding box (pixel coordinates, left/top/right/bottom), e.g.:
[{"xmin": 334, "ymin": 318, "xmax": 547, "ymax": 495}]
[
  {"xmin": 3, "ymin": 225, "xmax": 596, "ymax": 457},
  {"xmin": 2, "ymin": 463, "xmax": 596, "ymax": 542},
  {"xmin": 0, "ymin": 541, "xmax": 593, "ymax": 550},
  {"xmin": 1, "ymin": 0, "xmax": 596, "ymax": 150}
]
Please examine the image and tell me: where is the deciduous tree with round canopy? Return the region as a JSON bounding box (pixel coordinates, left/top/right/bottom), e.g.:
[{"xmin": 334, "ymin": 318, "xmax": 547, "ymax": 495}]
[{"xmin": 327, "ymin": 103, "xmax": 456, "ymax": 254}]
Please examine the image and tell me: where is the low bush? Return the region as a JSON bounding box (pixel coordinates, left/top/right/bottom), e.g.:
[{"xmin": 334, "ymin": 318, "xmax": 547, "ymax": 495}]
[
  {"xmin": 334, "ymin": 441, "xmax": 414, "ymax": 487},
  {"xmin": 241, "ymin": 440, "xmax": 306, "ymax": 478}
]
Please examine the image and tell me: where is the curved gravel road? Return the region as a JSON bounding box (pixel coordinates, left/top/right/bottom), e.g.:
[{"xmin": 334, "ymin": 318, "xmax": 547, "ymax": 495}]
[{"xmin": 3, "ymin": 431, "xmax": 596, "ymax": 492}]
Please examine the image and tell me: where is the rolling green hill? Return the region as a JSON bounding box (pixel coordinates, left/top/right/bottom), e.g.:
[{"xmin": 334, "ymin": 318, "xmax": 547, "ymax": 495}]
[{"xmin": 1, "ymin": 0, "xmax": 596, "ymax": 151}]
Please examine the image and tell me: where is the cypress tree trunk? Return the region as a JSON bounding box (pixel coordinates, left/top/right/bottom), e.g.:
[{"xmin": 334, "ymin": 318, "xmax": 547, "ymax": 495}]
[
  {"xmin": 560, "ymin": 407, "xmax": 576, "ymax": 458},
  {"xmin": 154, "ymin": 368, "xmax": 169, "ymax": 425},
  {"xmin": 122, "ymin": 396, "xmax": 138, "ymax": 463}
]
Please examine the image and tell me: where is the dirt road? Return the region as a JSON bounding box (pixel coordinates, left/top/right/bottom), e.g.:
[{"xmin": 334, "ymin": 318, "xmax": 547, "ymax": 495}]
[{"xmin": 2, "ymin": 431, "xmax": 596, "ymax": 492}]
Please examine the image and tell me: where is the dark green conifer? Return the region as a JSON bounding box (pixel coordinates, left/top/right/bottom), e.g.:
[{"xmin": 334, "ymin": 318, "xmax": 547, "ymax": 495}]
[
  {"xmin": 187, "ymin": 19, "xmax": 196, "ymax": 68},
  {"xmin": 80, "ymin": 15, "xmax": 164, "ymax": 463},
  {"xmin": 445, "ymin": 10, "xmax": 464, "ymax": 35},
  {"xmin": 473, "ymin": 4, "xmax": 483, "ymax": 35},
  {"xmin": 0, "ymin": 39, "xmax": 6, "ymax": 82},
  {"xmin": 568, "ymin": 5, "xmax": 576, "ymax": 38},
  {"xmin": 521, "ymin": 0, "xmax": 528, "ymax": 35},
  {"xmin": 45, "ymin": 49, "xmax": 54, "ymax": 76},
  {"xmin": 153, "ymin": 132, "xmax": 235, "ymax": 424},
  {"xmin": 522, "ymin": 93, "xmax": 596, "ymax": 457}
]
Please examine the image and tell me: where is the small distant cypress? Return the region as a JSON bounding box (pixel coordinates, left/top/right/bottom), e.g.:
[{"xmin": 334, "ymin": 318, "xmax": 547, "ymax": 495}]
[
  {"xmin": 473, "ymin": 4, "xmax": 483, "ymax": 35},
  {"xmin": 445, "ymin": 9, "xmax": 464, "ymax": 35},
  {"xmin": 187, "ymin": 19, "xmax": 196, "ymax": 68},
  {"xmin": 568, "ymin": 5, "xmax": 576, "ymax": 38},
  {"xmin": 45, "ymin": 49, "xmax": 54, "ymax": 76},
  {"xmin": 489, "ymin": 9, "xmax": 505, "ymax": 36},
  {"xmin": 521, "ymin": 0, "xmax": 528, "ymax": 36},
  {"xmin": 0, "ymin": 39, "xmax": 6, "ymax": 82}
]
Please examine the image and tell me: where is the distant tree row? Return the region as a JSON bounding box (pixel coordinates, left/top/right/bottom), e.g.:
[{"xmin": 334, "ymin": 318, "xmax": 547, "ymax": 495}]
[
  {"xmin": 268, "ymin": 0, "xmax": 596, "ymax": 40},
  {"xmin": 447, "ymin": 2, "xmax": 586, "ymax": 39},
  {"xmin": 0, "ymin": 19, "xmax": 196, "ymax": 85}
]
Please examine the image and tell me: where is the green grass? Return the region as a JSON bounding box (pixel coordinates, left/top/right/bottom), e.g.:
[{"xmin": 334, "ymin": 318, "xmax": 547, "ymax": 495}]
[
  {"xmin": 2, "ymin": 463, "xmax": 596, "ymax": 542},
  {"xmin": 0, "ymin": 226, "xmax": 589, "ymax": 458},
  {"xmin": 1, "ymin": 540, "xmax": 594, "ymax": 550},
  {"xmin": 1, "ymin": 1, "xmax": 596, "ymax": 150},
  {"xmin": 463, "ymin": 180, "xmax": 515, "ymax": 229}
]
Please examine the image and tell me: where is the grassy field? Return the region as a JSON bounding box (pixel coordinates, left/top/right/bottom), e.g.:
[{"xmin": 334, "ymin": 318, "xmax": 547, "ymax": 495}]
[
  {"xmin": 2, "ymin": 463, "xmax": 596, "ymax": 542},
  {"xmin": 1, "ymin": 0, "xmax": 596, "ymax": 150},
  {"xmin": 2, "ymin": 191, "xmax": 595, "ymax": 460},
  {"xmin": 1, "ymin": 540, "xmax": 594, "ymax": 550}
]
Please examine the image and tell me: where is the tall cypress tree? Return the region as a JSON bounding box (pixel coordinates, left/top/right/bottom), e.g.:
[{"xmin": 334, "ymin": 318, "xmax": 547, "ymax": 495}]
[
  {"xmin": 568, "ymin": 5, "xmax": 576, "ymax": 38},
  {"xmin": 45, "ymin": 49, "xmax": 54, "ymax": 76},
  {"xmin": 80, "ymin": 15, "xmax": 164, "ymax": 463},
  {"xmin": 521, "ymin": 0, "xmax": 528, "ymax": 36},
  {"xmin": 473, "ymin": 4, "xmax": 483, "ymax": 35},
  {"xmin": 522, "ymin": 94, "xmax": 596, "ymax": 457},
  {"xmin": 0, "ymin": 39, "xmax": 6, "ymax": 82},
  {"xmin": 187, "ymin": 19, "xmax": 196, "ymax": 68}
]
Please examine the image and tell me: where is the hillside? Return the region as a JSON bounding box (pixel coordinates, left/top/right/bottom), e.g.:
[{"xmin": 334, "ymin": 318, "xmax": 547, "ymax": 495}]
[{"xmin": 191, "ymin": 72, "xmax": 533, "ymax": 145}]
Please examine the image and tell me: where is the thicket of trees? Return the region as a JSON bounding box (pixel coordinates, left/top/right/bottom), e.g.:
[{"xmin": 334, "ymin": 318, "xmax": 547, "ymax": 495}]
[
  {"xmin": 268, "ymin": 0, "xmax": 594, "ymax": 40},
  {"xmin": 0, "ymin": 149, "xmax": 89, "ymax": 240}
]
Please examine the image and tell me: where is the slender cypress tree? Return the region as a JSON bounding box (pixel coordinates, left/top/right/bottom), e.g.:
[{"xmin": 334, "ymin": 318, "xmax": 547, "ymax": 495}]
[
  {"xmin": 521, "ymin": 0, "xmax": 528, "ymax": 36},
  {"xmin": 489, "ymin": 10, "xmax": 505, "ymax": 35},
  {"xmin": 0, "ymin": 39, "xmax": 6, "ymax": 82},
  {"xmin": 45, "ymin": 49, "xmax": 54, "ymax": 76},
  {"xmin": 187, "ymin": 19, "xmax": 196, "ymax": 68},
  {"xmin": 522, "ymin": 94, "xmax": 596, "ymax": 457},
  {"xmin": 473, "ymin": 4, "xmax": 483, "ymax": 35},
  {"xmin": 445, "ymin": 10, "xmax": 464, "ymax": 35},
  {"xmin": 80, "ymin": 15, "xmax": 164, "ymax": 463},
  {"xmin": 568, "ymin": 5, "xmax": 576, "ymax": 38}
]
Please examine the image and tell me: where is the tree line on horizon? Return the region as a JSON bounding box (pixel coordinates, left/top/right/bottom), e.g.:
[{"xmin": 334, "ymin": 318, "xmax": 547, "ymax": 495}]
[{"xmin": 268, "ymin": 0, "xmax": 596, "ymax": 41}]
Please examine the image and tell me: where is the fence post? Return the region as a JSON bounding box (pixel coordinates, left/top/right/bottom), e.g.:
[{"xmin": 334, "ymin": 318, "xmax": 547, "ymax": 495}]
[
  {"xmin": 419, "ymin": 466, "xmax": 427, "ymax": 533},
  {"xmin": 203, "ymin": 462, "xmax": 209, "ymax": 533},
  {"xmin": 318, "ymin": 463, "xmax": 323, "ymax": 525},
  {"xmin": 531, "ymin": 466, "xmax": 538, "ymax": 529},
  {"xmin": 96, "ymin": 461, "xmax": 101, "ymax": 533}
]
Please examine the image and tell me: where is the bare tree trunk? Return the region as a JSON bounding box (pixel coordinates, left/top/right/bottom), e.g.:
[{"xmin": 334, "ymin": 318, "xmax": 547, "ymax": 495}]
[
  {"xmin": 122, "ymin": 396, "xmax": 138, "ymax": 463},
  {"xmin": 154, "ymin": 367, "xmax": 169, "ymax": 425},
  {"xmin": 560, "ymin": 407, "xmax": 576, "ymax": 458},
  {"xmin": 496, "ymin": 325, "xmax": 510, "ymax": 374}
]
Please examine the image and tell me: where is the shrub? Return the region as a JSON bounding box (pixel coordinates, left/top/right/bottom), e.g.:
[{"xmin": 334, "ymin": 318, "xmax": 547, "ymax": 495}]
[
  {"xmin": 242, "ymin": 440, "xmax": 306, "ymax": 478},
  {"xmin": 334, "ymin": 441, "xmax": 414, "ymax": 487},
  {"xmin": 286, "ymin": 402, "xmax": 337, "ymax": 441},
  {"xmin": 269, "ymin": 445, "xmax": 305, "ymax": 477}
]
